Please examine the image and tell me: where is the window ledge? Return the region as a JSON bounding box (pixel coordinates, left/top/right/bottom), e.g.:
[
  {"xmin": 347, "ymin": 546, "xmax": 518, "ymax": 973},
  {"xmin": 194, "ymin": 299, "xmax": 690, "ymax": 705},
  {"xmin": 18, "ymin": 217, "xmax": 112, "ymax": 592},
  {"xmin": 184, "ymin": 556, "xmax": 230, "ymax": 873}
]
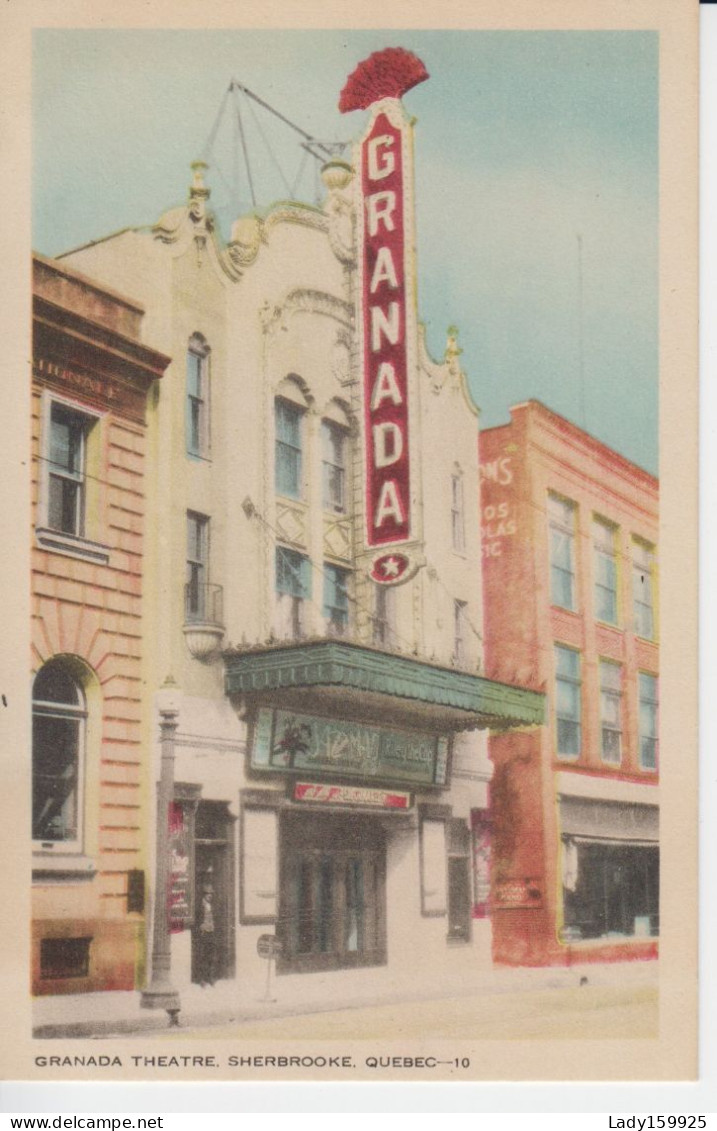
[
  {"xmin": 32, "ymin": 853, "xmax": 97, "ymax": 881},
  {"xmin": 35, "ymin": 527, "xmax": 110, "ymax": 565},
  {"xmin": 562, "ymin": 934, "xmax": 658, "ymax": 947},
  {"xmin": 276, "ymin": 493, "xmax": 306, "ymax": 507}
]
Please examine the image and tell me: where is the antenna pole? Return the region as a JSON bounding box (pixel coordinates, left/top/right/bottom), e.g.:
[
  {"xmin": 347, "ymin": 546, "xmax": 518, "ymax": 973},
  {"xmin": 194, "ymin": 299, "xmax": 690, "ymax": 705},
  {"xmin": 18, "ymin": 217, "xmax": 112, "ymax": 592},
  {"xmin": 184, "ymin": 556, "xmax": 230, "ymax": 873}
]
[
  {"xmin": 230, "ymin": 79, "xmax": 336, "ymax": 157},
  {"xmin": 577, "ymin": 233, "xmax": 585, "ymax": 428}
]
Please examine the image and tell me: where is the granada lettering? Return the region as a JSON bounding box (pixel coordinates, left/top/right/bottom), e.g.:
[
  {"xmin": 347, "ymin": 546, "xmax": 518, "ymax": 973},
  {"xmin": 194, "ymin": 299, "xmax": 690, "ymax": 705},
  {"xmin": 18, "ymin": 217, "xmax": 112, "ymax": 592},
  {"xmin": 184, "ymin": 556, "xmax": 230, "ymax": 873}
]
[{"xmin": 362, "ymin": 113, "xmax": 410, "ymax": 546}]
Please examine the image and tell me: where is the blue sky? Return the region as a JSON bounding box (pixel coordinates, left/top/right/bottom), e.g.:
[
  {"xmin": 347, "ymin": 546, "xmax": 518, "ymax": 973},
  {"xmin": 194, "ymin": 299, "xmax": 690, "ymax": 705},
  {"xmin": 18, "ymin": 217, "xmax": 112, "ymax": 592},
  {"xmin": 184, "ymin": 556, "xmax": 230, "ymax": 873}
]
[{"xmin": 33, "ymin": 29, "xmax": 658, "ymax": 472}]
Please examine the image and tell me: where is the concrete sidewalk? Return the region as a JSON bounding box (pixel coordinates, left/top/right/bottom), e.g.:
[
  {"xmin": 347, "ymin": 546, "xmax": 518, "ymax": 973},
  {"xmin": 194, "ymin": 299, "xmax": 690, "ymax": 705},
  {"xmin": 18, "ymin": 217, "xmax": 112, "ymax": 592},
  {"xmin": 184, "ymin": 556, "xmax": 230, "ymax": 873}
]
[{"xmin": 32, "ymin": 959, "xmax": 658, "ymax": 1040}]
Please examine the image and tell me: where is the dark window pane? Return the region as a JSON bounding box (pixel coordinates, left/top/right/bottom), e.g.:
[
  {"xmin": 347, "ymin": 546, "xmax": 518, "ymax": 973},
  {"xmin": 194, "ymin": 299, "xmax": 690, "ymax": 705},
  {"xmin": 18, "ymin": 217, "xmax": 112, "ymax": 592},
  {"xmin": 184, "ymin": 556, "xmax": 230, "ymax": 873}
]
[
  {"xmin": 447, "ymin": 857, "xmax": 471, "ymax": 941},
  {"xmin": 296, "ymin": 859, "xmax": 314, "ymax": 954},
  {"xmin": 317, "ymin": 858, "xmax": 333, "ymax": 953},
  {"xmin": 40, "ymin": 937, "xmax": 91, "ymax": 980},
  {"xmin": 50, "ymin": 408, "xmax": 84, "ymax": 475},
  {"xmin": 33, "ymin": 664, "xmax": 81, "ymax": 706},
  {"xmin": 276, "ymin": 401, "xmax": 303, "ymax": 498},
  {"xmin": 32, "ymin": 713, "xmax": 80, "ymax": 840},
  {"xmin": 48, "ymin": 474, "xmax": 80, "ymax": 535}
]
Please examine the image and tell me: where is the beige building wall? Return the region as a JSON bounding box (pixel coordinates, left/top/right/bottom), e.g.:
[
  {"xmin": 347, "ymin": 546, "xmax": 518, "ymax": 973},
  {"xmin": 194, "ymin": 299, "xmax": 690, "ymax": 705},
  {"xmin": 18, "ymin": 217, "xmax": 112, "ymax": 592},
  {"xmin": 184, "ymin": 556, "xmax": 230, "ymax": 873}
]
[{"xmin": 61, "ymin": 138, "xmax": 502, "ymax": 998}]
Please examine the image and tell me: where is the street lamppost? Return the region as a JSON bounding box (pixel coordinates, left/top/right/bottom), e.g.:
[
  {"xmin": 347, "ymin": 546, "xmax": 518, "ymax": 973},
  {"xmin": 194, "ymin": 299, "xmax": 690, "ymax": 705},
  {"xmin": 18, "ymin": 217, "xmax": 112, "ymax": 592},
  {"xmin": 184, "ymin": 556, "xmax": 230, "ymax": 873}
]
[{"xmin": 141, "ymin": 676, "xmax": 181, "ymax": 1025}]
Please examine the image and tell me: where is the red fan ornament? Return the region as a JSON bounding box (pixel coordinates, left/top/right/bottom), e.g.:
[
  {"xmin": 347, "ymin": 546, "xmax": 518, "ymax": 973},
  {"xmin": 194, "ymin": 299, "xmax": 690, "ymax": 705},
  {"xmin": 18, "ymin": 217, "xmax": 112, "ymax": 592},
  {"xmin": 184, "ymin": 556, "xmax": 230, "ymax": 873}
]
[{"xmin": 339, "ymin": 48, "xmax": 429, "ymax": 113}]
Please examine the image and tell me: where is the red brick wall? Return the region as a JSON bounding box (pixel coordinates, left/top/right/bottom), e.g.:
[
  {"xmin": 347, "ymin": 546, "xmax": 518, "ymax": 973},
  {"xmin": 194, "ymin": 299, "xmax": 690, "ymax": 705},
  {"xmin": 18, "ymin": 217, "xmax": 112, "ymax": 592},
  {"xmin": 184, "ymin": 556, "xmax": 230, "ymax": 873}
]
[{"xmin": 480, "ymin": 403, "xmax": 659, "ymax": 967}]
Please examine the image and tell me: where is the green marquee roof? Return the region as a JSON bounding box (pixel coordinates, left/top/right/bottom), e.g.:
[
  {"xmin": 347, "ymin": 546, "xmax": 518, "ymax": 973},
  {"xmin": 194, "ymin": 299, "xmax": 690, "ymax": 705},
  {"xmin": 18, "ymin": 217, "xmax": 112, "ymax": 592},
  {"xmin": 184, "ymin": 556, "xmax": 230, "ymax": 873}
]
[{"xmin": 224, "ymin": 640, "xmax": 543, "ymax": 731}]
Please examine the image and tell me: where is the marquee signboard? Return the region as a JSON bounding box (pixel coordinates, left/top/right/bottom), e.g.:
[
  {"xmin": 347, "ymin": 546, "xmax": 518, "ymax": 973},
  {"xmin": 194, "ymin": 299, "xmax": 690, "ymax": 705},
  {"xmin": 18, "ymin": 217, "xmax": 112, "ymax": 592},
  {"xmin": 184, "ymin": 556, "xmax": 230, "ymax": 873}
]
[{"xmin": 251, "ymin": 706, "xmax": 449, "ymax": 788}]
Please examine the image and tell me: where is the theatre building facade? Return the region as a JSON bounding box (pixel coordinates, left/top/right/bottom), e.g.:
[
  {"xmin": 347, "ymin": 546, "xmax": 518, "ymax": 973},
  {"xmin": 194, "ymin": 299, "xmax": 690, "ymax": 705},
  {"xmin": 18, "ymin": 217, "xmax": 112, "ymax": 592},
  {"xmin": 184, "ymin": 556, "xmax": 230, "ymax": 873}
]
[
  {"xmin": 480, "ymin": 401, "xmax": 659, "ymax": 967},
  {"xmin": 31, "ymin": 254, "xmax": 169, "ymax": 994},
  {"xmin": 59, "ymin": 51, "xmax": 541, "ymax": 1003}
]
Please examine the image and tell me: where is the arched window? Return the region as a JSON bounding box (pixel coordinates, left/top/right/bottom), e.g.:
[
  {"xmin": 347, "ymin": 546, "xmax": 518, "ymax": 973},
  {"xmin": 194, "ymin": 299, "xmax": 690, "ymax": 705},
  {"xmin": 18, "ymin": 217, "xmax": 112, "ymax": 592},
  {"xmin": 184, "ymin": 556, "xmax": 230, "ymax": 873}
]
[
  {"xmin": 321, "ymin": 401, "xmax": 351, "ymax": 514},
  {"xmin": 186, "ymin": 334, "xmax": 211, "ymax": 458},
  {"xmin": 32, "ymin": 660, "xmax": 87, "ymax": 848},
  {"xmin": 275, "ymin": 376, "xmax": 311, "ymax": 501}
]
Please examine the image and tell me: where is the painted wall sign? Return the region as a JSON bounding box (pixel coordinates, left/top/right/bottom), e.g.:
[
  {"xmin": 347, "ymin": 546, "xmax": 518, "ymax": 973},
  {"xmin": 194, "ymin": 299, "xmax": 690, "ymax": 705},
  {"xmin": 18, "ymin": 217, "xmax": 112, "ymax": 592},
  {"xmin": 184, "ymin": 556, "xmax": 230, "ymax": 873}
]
[
  {"xmin": 493, "ymin": 877, "xmax": 543, "ymax": 910},
  {"xmin": 360, "ymin": 110, "xmax": 411, "ymax": 548},
  {"xmin": 252, "ymin": 706, "xmax": 449, "ymax": 788},
  {"xmin": 293, "ymin": 782, "xmax": 411, "ymax": 809},
  {"xmin": 480, "ymin": 456, "xmax": 518, "ymax": 559},
  {"xmin": 168, "ymin": 801, "xmax": 193, "ymax": 930}
]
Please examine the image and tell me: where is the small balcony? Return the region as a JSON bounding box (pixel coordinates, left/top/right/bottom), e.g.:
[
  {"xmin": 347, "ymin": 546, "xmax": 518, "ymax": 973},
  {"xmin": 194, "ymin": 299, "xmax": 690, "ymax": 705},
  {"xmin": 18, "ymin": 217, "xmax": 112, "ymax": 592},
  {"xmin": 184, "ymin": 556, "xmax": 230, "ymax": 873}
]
[{"xmin": 183, "ymin": 582, "xmax": 225, "ymax": 660}]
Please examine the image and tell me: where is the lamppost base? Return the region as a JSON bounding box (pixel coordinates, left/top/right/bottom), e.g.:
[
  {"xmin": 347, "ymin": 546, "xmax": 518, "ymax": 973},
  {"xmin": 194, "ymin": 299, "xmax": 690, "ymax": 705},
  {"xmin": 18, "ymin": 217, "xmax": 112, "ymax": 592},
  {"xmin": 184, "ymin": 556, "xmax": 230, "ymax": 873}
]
[{"xmin": 140, "ymin": 986, "xmax": 181, "ymax": 1025}]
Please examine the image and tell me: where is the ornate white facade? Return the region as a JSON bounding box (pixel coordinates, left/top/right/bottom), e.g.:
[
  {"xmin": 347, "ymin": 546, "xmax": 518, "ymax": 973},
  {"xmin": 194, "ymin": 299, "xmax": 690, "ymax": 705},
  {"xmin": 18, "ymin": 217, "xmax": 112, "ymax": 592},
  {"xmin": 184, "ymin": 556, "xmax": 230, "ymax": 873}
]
[{"xmin": 61, "ymin": 88, "xmax": 541, "ymax": 1009}]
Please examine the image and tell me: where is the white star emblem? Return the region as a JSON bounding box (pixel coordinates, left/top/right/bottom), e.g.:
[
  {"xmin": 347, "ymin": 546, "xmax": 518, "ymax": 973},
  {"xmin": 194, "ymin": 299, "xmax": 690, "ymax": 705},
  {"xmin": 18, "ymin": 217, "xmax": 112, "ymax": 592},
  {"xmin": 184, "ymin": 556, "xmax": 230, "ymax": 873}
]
[{"xmin": 382, "ymin": 557, "xmax": 401, "ymax": 578}]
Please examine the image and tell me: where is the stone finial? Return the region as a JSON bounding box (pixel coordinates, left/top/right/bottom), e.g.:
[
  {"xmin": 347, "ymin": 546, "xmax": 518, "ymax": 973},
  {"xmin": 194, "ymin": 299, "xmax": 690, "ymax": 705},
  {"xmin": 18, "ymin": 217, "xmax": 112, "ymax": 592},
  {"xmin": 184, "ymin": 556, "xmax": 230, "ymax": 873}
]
[
  {"xmin": 445, "ymin": 325, "xmax": 463, "ymax": 362},
  {"xmin": 190, "ymin": 160, "xmax": 210, "ymax": 196},
  {"xmin": 189, "ymin": 160, "xmax": 210, "ymax": 223},
  {"xmin": 321, "ymin": 160, "xmax": 353, "ymax": 193}
]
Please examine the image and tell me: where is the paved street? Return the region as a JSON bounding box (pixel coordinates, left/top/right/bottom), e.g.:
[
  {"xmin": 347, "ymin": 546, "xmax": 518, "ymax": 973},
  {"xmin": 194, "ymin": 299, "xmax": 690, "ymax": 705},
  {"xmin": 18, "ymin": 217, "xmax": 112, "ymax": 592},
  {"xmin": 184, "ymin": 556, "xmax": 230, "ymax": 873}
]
[{"xmin": 146, "ymin": 981, "xmax": 657, "ymax": 1042}]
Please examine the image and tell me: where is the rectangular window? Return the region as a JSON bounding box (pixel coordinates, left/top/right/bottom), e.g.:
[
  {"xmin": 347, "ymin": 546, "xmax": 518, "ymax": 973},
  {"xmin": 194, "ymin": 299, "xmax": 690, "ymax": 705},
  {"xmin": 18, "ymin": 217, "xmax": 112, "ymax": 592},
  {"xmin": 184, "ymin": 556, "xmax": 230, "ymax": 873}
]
[
  {"xmin": 593, "ymin": 518, "xmax": 618, "ymax": 625},
  {"xmin": 599, "ymin": 660, "xmax": 623, "ymax": 765},
  {"xmin": 323, "ymin": 564, "xmax": 350, "ymax": 636},
  {"xmin": 454, "ymin": 600, "xmax": 468, "ymax": 665},
  {"xmin": 638, "ymin": 673, "xmax": 659, "ymax": 771},
  {"xmin": 275, "ymin": 547, "xmax": 311, "ymax": 639},
  {"xmin": 548, "ymin": 494, "xmax": 577, "ymax": 611},
  {"xmin": 322, "ymin": 420, "xmax": 347, "ymax": 512},
  {"xmin": 562, "ymin": 841, "xmax": 658, "ymax": 940},
  {"xmin": 555, "ymin": 645, "xmax": 581, "ymax": 759},
  {"xmin": 47, "ymin": 403, "xmax": 90, "ymax": 536},
  {"xmin": 372, "ymin": 583, "xmax": 396, "ymax": 647},
  {"xmin": 633, "ymin": 539, "xmax": 656, "ymax": 640},
  {"xmin": 186, "ymin": 338, "xmax": 210, "ymax": 457},
  {"xmin": 451, "ymin": 475, "xmax": 465, "ymax": 552},
  {"xmin": 186, "ymin": 512, "xmax": 210, "ymax": 621},
  {"xmin": 275, "ymin": 400, "xmax": 303, "ymax": 499}
]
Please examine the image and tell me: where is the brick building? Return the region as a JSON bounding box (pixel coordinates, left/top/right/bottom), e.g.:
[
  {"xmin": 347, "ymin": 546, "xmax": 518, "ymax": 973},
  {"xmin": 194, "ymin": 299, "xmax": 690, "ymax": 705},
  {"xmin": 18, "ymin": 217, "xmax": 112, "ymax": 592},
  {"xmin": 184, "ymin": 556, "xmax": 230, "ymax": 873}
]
[
  {"xmin": 31, "ymin": 253, "xmax": 169, "ymax": 994},
  {"xmin": 480, "ymin": 400, "xmax": 659, "ymax": 967}
]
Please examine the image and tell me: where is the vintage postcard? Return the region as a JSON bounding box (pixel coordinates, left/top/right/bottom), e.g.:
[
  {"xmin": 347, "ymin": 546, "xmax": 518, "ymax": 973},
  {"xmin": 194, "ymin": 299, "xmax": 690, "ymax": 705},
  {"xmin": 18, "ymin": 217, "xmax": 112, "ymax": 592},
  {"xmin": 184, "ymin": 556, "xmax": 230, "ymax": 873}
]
[{"xmin": 0, "ymin": 0, "xmax": 699, "ymax": 1091}]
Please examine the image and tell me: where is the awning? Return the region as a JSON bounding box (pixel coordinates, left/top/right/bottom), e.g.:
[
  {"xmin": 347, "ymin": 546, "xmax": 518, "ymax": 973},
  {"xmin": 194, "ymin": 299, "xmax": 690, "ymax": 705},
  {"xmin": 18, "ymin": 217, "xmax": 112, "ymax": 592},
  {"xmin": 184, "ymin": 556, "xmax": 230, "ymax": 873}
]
[
  {"xmin": 224, "ymin": 640, "xmax": 544, "ymax": 732},
  {"xmin": 560, "ymin": 796, "xmax": 659, "ymax": 843}
]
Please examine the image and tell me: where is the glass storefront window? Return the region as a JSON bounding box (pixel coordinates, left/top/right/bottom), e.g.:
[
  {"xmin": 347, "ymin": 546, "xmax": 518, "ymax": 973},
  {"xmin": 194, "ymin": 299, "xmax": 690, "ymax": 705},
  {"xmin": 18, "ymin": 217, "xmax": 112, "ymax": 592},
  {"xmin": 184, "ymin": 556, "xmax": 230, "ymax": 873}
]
[{"xmin": 562, "ymin": 839, "xmax": 659, "ymax": 940}]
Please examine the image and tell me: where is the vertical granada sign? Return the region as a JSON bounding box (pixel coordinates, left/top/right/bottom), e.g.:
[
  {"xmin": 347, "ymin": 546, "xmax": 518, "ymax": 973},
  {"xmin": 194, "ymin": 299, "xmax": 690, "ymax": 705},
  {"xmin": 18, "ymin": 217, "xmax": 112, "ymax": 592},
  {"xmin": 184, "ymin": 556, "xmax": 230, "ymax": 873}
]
[
  {"xmin": 340, "ymin": 48, "xmax": 429, "ymax": 551},
  {"xmin": 361, "ymin": 113, "xmax": 410, "ymax": 547}
]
